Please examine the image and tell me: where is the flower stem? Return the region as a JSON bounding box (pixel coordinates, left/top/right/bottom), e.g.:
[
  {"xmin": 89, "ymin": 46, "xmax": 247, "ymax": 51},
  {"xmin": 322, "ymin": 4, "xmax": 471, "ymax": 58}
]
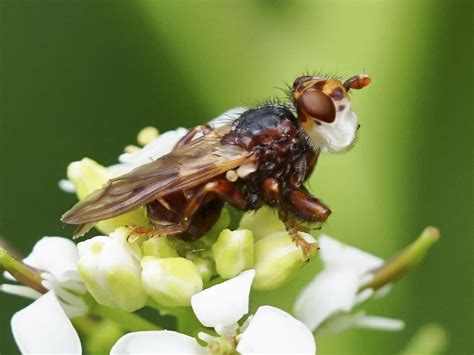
[
  {"xmin": 0, "ymin": 247, "xmax": 46, "ymax": 293},
  {"xmin": 72, "ymin": 315, "xmax": 99, "ymax": 337},
  {"xmin": 361, "ymin": 226, "xmax": 440, "ymax": 291},
  {"xmin": 399, "ymin": 323, "xmax": 448, "ymax": 355},
  {"xmin": 90, "ymin": 303, "xmax": 161, "ymax": 332}
]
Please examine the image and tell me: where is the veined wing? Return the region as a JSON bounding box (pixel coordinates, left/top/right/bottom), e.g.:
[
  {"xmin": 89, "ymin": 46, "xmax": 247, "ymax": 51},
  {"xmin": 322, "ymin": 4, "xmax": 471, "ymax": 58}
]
[{"xmin": 61, "ymin": 128, "xmax": 252, "ymax": 225}]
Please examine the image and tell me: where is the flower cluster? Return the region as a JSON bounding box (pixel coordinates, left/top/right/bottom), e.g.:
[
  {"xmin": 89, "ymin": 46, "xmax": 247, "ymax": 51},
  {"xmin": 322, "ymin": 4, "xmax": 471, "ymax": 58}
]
[{"xmin": 0, "ymin": 111, "xmax": 440, "ymax": 354}]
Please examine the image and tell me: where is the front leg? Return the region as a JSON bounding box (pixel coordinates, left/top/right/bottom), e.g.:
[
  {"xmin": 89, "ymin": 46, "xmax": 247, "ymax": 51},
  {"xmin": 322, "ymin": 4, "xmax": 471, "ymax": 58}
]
[
  {"xmin": 261, "ymin": 178, "xmax": 319, "ymax": 259},
  {"xmin": 284, "ymin": 187, "xmax": 331, "ymax": 226}
]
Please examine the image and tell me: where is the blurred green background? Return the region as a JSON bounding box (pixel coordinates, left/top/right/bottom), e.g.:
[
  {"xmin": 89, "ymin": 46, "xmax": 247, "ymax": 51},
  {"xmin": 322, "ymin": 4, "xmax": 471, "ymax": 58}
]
[{"xmin": 0, "ymin": 0, "xmax": 472, "ymax": 353}]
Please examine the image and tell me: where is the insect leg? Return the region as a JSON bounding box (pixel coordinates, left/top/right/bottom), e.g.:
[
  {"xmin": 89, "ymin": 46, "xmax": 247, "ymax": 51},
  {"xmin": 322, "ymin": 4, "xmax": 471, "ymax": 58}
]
[
  {"xmin": 261, "ymin": 178, "xmax": 318, "ymax": 258},
  {"xmin": 284, "ymin": 187, "xmax": 331, "ymax": 224},
  {"xmin": 174, "ymin": 125, "xmax": 213, "ymax": 149},
  {"xmin": 179, "ymin": 180, "xmax": 247, "ymax": 230}
]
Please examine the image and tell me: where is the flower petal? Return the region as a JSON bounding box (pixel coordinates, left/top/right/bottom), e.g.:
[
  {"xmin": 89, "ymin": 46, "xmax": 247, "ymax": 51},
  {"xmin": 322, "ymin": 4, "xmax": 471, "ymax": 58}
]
[
  {"xmin": 294, "ymin": 269, "xmax": 360, "ymax": 331},
  {"xmin": 320, "ymin": 311, "xmax": 405, "ymax": 333},
  {"xmin": 0, "ymin": 284, "xmax": 41, "ymax": 299},
  {"xmin": 319, "ymin": 235, "xmax": 383, "ymax": 276},
  {"xmin": 11, "ymin": 291, "xmax": 81, "ymax": 354},
  {"xmin": 58, "ymin": 178, "xmax": 76, "ymax": 193},
  {"xmin": 209, "ymin": 107, "xmax": 247, "ymax": 129},
  {"xmin": 191, "ymin": 269, "xmax": 255, "ymax": 328},
  {"xmin": 110, "ymin": 330, "xmax": 206, "ymax": 354},
  {"xmin": 23, "ymin": 237, "xmax": 79, "ymax": 281},
  {"xmin": 237, "ymin": 305, "xmax": 316, "ymax": 354},
  {"xmin": 350, "ymin": 313, "xmax": 405, "ymax": 331},
  {"xmin": 119, "ymin": 127, "xmax": 188, "ymax": 164}
]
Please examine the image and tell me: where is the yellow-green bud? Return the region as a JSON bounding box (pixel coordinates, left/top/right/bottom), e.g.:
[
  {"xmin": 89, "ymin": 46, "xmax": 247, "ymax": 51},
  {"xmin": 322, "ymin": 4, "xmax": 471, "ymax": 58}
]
[
  {"xmin": 141, "ymin": 257, "xmax": 203, "ymax": 307},
  {"xmin": 253, "ymin": 231, "xmax": 317, "ymax": 290},
  {"xmin": 239, "ymin": 206, "xmax": 285, "ymax": 240},
  {"xmin": 212, "ymin": 229, "xmax": 254, "ymax": 279},
  {"xmin": 67, "ymin": 158, "xmax": 149, "ymax": 234},
  {"xmin": 110, "ymin": 227, "xmax": 143, "ymax": 260},
  {"xmin": 191, "ymin": 257, "xmax": 215, "ymax": 283},
  {"xmin": 77, "ymin": 236, "xmax": 148, "ymax": 312},
  {"xmin": 203, "ymin": 208, "xmax": 231, "ymax": 245},
  {"xmin": 137, "ymin": 126, "xmax": 159, "ymax": 146},
  {"xmin": 142, "ymin": 236, "xmax": 179, "ymax": 259}
]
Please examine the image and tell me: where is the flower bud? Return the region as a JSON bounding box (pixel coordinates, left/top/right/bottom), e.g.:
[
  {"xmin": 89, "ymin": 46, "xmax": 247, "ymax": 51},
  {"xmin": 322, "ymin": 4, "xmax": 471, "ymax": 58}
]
[
  {"xmin": 67, "ymin": 158, "xmax": 149, "ymax": 234},
  {"xmin": 110, "ymin": 227, "xmax": 143, "ymax": 260},
  {"xmin": 77, "ymin": 236, "xmax": 148, "ymax": 312},
  {"xmin": 212, "ymin": 229, "xmax": 254, "ymax": 279},
  {"xmin": 191, "ymin": 257, "xmax": 215, "ymax": 283},
  {"xmin": 137, "ymin": 126, "xmax": 159, "ymax": 146},
  {"xmin": 141, "ymin": 257, "xmax": 203, "ymax": 307},
  {"xmin": 239, "ymin": 206, "xmax": 285, "ymax": 240},
  {"xmin": 253, "ymin": 231, "xmax": 317, "ymax": 290},
  {"xmin": 142, "ymin": 236, "xmax": 179, "ymax": 259},
  {"xmin": 203, "ymin": 208, "xmax": 231, "ymax": 245}
]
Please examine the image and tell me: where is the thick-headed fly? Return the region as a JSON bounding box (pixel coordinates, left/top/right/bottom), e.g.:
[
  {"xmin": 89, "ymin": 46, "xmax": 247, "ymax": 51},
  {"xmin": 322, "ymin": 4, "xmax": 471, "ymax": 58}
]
[{"xmin": 62, "ymin": 74, "xmax": 371, "ymax": 251}]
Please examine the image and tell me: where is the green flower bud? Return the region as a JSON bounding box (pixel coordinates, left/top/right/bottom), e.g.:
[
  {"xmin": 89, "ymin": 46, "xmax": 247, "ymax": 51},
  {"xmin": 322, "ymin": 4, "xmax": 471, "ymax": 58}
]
[
  {"xmin": 142, "ymin": 236, "xmax": 179, "ymax": 259},
  {"xmin": 253, "ymin": 231, "xmax": 317, "ymax": 290},
  {"xmin": 212, "ymin": 229, "xmax": 254, "ymax": 279},
  {"xmin": 137, "ymin": 126, "xmax": 159, "ymax": 146},
  {"xmin": 67, "ymin": 158, "xmax": 150, "ymax": 234},
  {"xmin": 191, "ymin": 257, "xmax": 215, "ymax": 283},
  {"xmin": 110, "ymin": 227, "xmax": 143, "ymax": 260},
  {"xmin": 77, "ymin": 236, "xmax": 148, "ymax": 312},
  {"xmin": 141, "ymin": 257, "xmax": 203, "ymax": 307},
  {"xmin": 203, "ymin": 208, "xmax": 231, "ymax": 245},
  {"xmin": 239, "ymin": 206, "xmax": 285, "ymax": 240}
]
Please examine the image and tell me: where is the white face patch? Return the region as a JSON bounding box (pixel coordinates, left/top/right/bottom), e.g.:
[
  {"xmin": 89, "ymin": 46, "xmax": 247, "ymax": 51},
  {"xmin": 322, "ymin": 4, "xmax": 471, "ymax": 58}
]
[{"xmin": 304, "ymin": 98, "xmax": 359, "ymax": 153}]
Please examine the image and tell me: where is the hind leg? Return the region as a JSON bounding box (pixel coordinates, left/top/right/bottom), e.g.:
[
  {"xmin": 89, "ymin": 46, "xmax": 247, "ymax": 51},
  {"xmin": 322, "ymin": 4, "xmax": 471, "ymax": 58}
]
[
  {"xmin": 178, "ymin": 179, "xmax": 247, "ymax": 239},
  {"xmin": 136, "ymin": 180, "xmax": 247, "ymax": 241}
]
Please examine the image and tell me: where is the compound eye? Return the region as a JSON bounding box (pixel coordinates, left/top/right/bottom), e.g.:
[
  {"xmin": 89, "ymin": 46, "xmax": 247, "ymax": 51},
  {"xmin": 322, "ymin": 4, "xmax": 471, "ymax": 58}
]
[{"xmin": 300, "ymin": 90, "xmax": 336, "ymax": 123}]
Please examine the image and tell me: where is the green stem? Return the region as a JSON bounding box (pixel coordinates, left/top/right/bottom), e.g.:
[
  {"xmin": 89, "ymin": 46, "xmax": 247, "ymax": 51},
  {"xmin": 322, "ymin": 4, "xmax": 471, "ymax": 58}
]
[
  {"xmin": 72, "ymin": 315, "xmax": 99, "ymax": 337},
  {"xmin": 0, "ymin": 247, "xmax": 46, "ymax": 293},
  {"xmin": 361, "ymin": 226, "xmax": 440, "ymax": 291},
  {"xmin": 90, "ymin": 303, "xmax": 161, "ymax": 332},
  {"xmin": 399, "ymin": 323, "xmax": 448, "ymax": 355}
]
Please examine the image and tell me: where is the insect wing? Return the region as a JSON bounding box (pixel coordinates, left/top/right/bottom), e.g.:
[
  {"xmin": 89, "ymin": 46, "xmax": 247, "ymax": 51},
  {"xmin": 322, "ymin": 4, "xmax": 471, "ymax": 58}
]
[{"xmin": 61, "ymin": 128, "xmax": 251, "ymax": 225}]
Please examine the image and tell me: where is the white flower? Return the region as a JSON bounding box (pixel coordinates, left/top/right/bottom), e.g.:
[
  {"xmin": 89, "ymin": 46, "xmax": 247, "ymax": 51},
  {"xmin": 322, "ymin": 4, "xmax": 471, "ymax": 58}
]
[
  {"xmin": 114, "ymin": 269, "xmax": 316, "ymax": 354},
  {"xmin": 208, "ymin": 107, "xmax": 247, "ymax": 129},
  {"xmin": 191, "ymin": 269, "xmax": 255, "ymax": 331},
  {"xmin": 236, "ymin": 306, "xmax": 316, "ymax": 354},
  {"xmin": 294, "ymin": 235, "xmax": 404, "ymax": 333},
  {"xmin": 9, "ymin": 268, "xmax": 315, "ymax": 354},
  {"xmin": 1, "ymin": 237, "xmax": 88, "ymax": 318},
  {"xmin": 108, "ymin": 127, "xmax": 189, "ymax": 176},
  {"xmin": 11, "ymin": 291, "xmax": 82, "ymax": 354},
  {"xmin": 111, "ymin": 330, "xmax": 207, "ymax": 354}
]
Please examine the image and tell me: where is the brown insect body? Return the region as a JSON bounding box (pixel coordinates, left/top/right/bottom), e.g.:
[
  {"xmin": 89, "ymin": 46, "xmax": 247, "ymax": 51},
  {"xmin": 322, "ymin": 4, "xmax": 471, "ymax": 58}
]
[
  {"xmin": 61, "ymin": 74, "xmax": 371, "ymax": 241},
  {"xmin": 143, "ymin": 104, "xmax": 323, "ymax": 241}
]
